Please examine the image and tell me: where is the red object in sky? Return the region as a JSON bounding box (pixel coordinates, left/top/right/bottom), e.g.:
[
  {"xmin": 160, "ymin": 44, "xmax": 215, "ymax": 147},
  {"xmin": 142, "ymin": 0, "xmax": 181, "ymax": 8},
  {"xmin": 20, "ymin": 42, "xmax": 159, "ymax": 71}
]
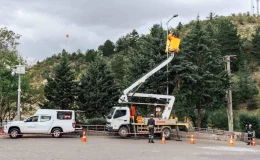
[{"xmin": 66, "ymin": 34, "xmax": 69, "ymax": 38}]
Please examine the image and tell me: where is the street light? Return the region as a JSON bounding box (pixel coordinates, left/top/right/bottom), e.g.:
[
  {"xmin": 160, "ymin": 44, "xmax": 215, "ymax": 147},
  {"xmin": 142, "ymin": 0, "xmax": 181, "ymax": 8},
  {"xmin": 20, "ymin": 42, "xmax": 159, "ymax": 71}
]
[
  {"xmin": 166, "ymin": 14, "xmax": 178, "ymax": 97},
  {"xmin": 223, "ymin": 55, "xmax": 236, "ymax": 132},
  {"xmin": 11, "ymin": 64, "xmax": 25, "ymax": 121}
]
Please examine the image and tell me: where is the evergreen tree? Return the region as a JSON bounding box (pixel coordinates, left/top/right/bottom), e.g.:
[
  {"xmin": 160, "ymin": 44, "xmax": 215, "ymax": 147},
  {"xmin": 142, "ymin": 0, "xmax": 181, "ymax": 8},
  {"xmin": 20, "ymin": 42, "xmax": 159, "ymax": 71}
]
[
  {"xmin": 102, "ymin": 40, "xmax": 115, "ymax": 56},
  {"xmin": 123, "ymin": 24, "xmax": 182, "ymax": 116},
  {"xmin": 215, "ymin": 18, "xmax": 242, "ymax": 72},
  {"xmin": 78, "ymin": 54, "xmax": 120, "ymax": 118},
  {"xmin": 115, "ymin": 29, "xmax": 139, "ymax": 53},
  {"xmin": 251, "ymin": 27, "xmax": 260, "ymax": 60},
  {"xmin": 127, "ymin": 24, "xmax": 171, "ymax": 95},
  {"xmin": 175, "ymin": 17, "xmax": 229, "ymax": 128},
  {"xmin": 232, "ymin": 60, "xmax": 259, "ymax": 110},
  {"xmin": 43, "ymin": 57, "xmax": 77, "ymax": 110},
  {"xmin": 207, "ymin": 12, "xmax": 218, "ymax": 21},
  {"xmin": 85, "ymin": 49, "xmax": 97, "ymax": 62}
]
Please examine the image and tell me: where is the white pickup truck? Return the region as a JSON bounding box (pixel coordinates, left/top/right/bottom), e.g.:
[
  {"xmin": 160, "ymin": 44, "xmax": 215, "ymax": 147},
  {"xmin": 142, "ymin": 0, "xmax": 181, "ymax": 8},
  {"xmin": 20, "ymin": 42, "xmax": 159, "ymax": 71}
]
[{"xmin": 4, "ymin": 109, "xmax": 83, "ymax": 138}]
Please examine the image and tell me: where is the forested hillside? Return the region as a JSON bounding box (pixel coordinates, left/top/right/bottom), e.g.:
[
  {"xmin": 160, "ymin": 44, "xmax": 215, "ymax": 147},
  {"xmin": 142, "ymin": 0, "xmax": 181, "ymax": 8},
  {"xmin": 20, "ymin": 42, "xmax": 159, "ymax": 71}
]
[{"xmin": 1, "ymin": 12, "xmax": 260, "ymax": 134}]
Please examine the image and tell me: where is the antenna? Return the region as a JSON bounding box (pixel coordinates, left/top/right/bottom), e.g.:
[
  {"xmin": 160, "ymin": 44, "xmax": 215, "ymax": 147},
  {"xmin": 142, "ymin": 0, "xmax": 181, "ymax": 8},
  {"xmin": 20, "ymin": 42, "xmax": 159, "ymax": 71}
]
[{"xmin": 257, "ymin": 0, "xmax": 259, "ymax": 16}]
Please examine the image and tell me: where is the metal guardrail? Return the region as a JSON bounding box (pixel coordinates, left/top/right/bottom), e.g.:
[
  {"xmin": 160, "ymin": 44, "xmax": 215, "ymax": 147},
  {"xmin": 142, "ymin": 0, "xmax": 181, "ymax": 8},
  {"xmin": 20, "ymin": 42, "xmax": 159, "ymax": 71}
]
[
  {"xmin": 81, "ymin": 125, "xmax": 106, "ymax": 131},
  {"xmin": 191, "ymin": 127, "xmax": 232, "ymax": 135}
]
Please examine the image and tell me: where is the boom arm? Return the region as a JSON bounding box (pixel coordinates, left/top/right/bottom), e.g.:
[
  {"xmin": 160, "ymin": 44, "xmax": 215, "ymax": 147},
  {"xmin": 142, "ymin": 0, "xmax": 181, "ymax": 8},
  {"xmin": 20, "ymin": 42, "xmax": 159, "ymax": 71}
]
[{"xmin": 119, "ymin": 54, "xmax": 175, "ymax": 103}]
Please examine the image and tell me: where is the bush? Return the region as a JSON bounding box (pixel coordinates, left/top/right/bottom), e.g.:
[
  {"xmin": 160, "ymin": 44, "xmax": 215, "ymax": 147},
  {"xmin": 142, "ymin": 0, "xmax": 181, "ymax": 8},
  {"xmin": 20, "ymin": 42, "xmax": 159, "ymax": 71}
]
[
  {"xmin": 239, "ymin": 111, "xmax": 260, "ymax": 138},
  {"xmin": 247, "ymin": 98, "xmax": 258, "ymax": 110},
  {"xmin": 86, "ymin": 118, "xmax": 107, "ymax": 125},
  {"xmin": 208, "ymin": 109, "xmax": 228, "ymax": 130}
]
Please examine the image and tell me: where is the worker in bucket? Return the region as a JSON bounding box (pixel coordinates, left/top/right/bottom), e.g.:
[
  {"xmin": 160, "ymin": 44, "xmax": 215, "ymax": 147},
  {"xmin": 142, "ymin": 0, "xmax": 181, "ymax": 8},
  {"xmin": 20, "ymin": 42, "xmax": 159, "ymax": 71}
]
[
  {"xmin": 166, "ymin": 31, "xmax": 180, "ymax": 54},
  {"xmin": 148, "ymin": 114, "xmax": 155, "ymax": 143}
]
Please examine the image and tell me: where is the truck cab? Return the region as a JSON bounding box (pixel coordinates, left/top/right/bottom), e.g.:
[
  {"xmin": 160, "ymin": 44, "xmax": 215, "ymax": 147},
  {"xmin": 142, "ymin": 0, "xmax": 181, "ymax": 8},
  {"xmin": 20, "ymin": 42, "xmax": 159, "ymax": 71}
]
[{"xmin": 106, "ymin": 106, "xmax": 131, "ymax": 135}]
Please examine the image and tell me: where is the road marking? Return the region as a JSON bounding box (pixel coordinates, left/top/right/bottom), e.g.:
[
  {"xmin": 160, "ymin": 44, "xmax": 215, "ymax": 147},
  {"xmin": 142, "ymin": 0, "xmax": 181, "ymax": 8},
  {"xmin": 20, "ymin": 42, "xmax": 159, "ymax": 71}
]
[{"xmin": 198, "ymin": 146, "xmax": 260, "ymax": 152}]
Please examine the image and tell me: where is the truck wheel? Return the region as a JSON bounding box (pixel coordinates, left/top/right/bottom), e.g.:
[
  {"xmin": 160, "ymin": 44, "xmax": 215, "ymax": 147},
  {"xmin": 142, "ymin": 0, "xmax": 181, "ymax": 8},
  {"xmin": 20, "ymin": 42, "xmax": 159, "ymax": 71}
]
[
  {"xmin": 162, "ymin": 128, "xmax": 171, "ymax": 140},
  {"xmin": 9, "ymin": 128, "xmax": 20, "ymax": 139},
  {"xmin": 118, "ymin": 126, "xmax": 128, "ymax": 138},
  {"xmin": 52, "ymin": 128, "xmax": 63, "ymax": 138}
]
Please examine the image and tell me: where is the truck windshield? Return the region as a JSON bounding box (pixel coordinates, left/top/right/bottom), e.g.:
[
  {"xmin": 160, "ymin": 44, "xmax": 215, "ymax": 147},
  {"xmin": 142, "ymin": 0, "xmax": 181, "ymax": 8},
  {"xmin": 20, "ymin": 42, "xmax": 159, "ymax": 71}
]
[{"xmin": 107, "ymin": 108, "xmax": 116, "ymax": 119}]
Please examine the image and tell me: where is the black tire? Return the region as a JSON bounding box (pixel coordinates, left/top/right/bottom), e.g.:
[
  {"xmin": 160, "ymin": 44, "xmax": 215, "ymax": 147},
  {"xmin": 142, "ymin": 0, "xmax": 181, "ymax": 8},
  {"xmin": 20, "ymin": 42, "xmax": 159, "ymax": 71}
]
[
  {"xmin": 118, "ymin": 126, "xmax": 129, "ymax": 138},
  {"xmin": 52, "ymin": 128, "xmax": 63, "ymax": 138},
  {"xmin": 9, "ymin": 128, "xmax": 20, "ymax": 139},
  {"xmin": 162, "ymin": 128, "xmax": 171, "ymax": 140}
]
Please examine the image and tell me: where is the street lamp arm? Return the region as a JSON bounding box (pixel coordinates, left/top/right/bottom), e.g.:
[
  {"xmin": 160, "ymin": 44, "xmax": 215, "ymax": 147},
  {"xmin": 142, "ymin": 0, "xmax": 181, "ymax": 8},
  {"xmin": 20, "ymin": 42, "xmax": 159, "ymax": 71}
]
[{"xmin": 166, "ymin": 15, "xmax": 178, "ymax": 25}]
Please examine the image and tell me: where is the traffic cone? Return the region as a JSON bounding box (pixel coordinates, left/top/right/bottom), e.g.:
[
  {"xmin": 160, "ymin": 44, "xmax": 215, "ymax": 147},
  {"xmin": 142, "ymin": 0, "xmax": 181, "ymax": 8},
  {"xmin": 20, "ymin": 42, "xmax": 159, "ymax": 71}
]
[
  {"xmin": 229, "ymin": 136, "xmax": 234, "ymax": 146},
  {"xmin": 190, "ymin": 135, "xmax": 195, "ymax": 144},
  {"xmin": 252, "ymin": 138, "xmax": 256, "ymax": 146},
  {"xmin": 161, "ymin": 133, "xmax": 166, "ymax": 144},
  {"xmin": 82, "ymin": 130, "xmax": 87, "ymax": 143}
]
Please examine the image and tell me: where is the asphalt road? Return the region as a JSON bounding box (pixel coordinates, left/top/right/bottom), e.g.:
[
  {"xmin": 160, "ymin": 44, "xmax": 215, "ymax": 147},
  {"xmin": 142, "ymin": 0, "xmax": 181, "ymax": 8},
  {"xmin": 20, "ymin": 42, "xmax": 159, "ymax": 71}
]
[{"xmin": 0, "ymin": 135, "xmax": 260, "ymax": 160}]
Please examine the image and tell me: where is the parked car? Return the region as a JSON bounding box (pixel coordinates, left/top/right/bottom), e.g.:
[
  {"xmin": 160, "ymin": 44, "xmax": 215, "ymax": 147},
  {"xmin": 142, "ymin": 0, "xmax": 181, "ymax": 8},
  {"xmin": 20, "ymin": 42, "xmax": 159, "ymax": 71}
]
[{"xmin": 4, "ymin": 109, "xmax": 83, "ymax": 138}]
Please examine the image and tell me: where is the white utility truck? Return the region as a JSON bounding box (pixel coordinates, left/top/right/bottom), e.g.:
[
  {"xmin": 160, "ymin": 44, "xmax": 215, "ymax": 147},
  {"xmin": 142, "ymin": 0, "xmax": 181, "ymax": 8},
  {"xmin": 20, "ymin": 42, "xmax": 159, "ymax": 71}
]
[
  {"xmin": 106, "ymin": 36, "xmax": 191, "ymax": 139},
  {"xmin": 4, "ymin": 109, "xmax": 82, "ymax": 138}
]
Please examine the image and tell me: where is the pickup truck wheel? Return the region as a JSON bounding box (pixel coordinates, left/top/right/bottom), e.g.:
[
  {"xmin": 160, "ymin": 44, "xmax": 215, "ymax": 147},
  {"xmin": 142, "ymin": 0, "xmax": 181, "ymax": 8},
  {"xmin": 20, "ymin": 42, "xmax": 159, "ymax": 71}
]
[
  {"xmin": 52, "ymin": 128, "xmax": 63, "ymax": 138},
  {"xmin": 162, "ymin": 128, "xmax": 171, "ymax": 140},
  {"xmin": 9, "ymin": 128, "xmax": 20, "ymax": 139},
  {"xmin": 118, "ymin": 126, "xmax": 128, "ymax": 138}
]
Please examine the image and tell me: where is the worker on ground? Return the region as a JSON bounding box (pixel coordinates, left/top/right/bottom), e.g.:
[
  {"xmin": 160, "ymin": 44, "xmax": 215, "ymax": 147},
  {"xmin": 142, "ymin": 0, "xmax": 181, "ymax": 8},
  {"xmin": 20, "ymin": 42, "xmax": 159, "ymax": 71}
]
[
  {"xmin": 246, "ymin": 124, "xmax": 254, "ymax": 145},
  {"xmin": 148, "ymin": 114, "xmax": 155, "ymax": 143}
]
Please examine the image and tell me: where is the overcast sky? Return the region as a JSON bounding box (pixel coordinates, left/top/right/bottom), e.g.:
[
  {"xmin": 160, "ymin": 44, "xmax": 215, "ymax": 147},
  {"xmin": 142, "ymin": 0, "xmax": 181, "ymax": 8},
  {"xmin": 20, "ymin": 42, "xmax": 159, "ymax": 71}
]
[{"xmin": 0, "ymin": 0, "xmax": 252, "ymax": 63}]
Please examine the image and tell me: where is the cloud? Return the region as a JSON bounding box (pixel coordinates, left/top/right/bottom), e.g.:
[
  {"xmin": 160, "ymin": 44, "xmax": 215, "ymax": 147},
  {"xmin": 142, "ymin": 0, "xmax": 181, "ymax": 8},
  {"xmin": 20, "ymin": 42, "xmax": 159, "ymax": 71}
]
[{"xmin": 0, "ymin": 0, "xmax": 251, "ymax": 63}]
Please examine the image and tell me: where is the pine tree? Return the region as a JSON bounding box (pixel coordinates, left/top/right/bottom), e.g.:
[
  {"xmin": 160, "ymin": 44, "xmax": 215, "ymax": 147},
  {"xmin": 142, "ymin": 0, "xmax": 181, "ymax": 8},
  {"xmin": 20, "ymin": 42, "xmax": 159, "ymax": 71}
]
[
  {"xmin": 85, "ymin": 49, "xmax": 97, "ymax": 62},
  {"xmin": 43, "ymin": 56, "xmax": 77, "ymax": 110},
  {"xmin": 232, "ymin": 60, "xmax": 259, "ymax": 110},
  {"xmin": 215, "ymin": 18, "xmax": 242, "ymax": 72},
  {"xmin": 175, "ymin": 17, "xmax": 229, "ymax": 128},
  {"xmin": 251, "ymin": 27, "xmax": 260, "ymax": 60},
  {"xmin": 78, "ymin": 54, "xmax": 120, "ymax": 118},
  {"xmin": 127, "ymin": 24, "xmax": 171, "ymax": 95},
  {"xmin": 115, "ymin": 29, "xmax": 139, "ymax": 53},
  {"xmin": 102, "ymin": 40, "xmax": 115, "ymax": 56}
]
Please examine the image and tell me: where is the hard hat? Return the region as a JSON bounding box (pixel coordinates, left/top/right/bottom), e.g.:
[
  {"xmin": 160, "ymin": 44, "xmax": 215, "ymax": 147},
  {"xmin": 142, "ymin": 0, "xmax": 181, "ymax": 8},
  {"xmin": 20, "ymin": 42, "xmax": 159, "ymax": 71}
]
[{"xmin": 150, "ymin": 114, "xmax": 154, "ymax": 117}]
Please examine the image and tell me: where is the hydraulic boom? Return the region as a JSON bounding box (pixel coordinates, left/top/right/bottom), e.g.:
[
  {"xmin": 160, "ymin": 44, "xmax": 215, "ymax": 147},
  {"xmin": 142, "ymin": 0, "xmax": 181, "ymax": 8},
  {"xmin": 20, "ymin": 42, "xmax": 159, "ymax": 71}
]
[{"xmin": 118, "ymin": 53, "xmax": 175, "ymax": 103}]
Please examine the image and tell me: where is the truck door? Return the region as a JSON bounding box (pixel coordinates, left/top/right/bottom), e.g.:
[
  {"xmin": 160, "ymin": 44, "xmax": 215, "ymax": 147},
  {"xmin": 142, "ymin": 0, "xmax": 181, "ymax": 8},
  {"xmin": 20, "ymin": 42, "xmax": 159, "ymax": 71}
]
[
  {"xmin": 112, "ymin": 109, "xmax": 129, "ymax": 130},
  {"xmin": 38, "ymin": 115, "xmax": 53, "ymax": 133},
  {"xmin": 23, "ymin": 116, "xmax": 41, "ymax": 133}
]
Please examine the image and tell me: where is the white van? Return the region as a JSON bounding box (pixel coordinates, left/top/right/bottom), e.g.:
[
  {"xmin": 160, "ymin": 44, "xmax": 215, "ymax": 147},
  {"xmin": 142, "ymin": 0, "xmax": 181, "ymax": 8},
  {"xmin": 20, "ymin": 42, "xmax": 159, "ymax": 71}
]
[{"xmin": 3, "ymin": 109, "xmax": 83, "ymax": 138}]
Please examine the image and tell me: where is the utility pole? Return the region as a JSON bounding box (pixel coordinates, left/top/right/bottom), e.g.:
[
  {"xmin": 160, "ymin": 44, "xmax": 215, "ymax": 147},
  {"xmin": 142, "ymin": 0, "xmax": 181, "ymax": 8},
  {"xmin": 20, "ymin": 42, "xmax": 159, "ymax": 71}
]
[
  {"xmin": 252, "ymin": 0, "xmax": 255, "ymax": 15},
  {"xmin": 11, "ymin": 64, "xmax": 25, "ymax": 121},
  {"xmin": 257, "ymin": 0, "xmax": 259, "ymax": 16},
  {"xmin": 224, "ymin": 55, "xmax": 236, "ymax": 132}
]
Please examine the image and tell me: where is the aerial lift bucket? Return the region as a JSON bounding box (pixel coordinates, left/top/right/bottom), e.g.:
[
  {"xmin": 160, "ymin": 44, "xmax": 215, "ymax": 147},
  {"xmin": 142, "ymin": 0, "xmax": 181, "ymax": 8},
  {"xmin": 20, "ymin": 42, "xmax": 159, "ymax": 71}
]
[{"xmin": 170, "ymin": 37, "xmax": 181, "ymax": 52}]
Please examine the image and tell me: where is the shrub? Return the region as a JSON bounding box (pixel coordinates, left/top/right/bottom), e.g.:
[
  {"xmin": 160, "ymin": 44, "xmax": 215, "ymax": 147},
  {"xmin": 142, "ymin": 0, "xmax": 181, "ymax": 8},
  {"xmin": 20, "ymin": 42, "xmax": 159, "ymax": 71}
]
[
  {"xmin": 86, "ymin": 118, "xmax": 107, "ymax": 125},
  {"xmin": 208, "ymin": 109, "xmax": 228, "ymax": 130},
  {"xmin": 239, "ymin": 111, "xmax": 260, "ymax": 138}
]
